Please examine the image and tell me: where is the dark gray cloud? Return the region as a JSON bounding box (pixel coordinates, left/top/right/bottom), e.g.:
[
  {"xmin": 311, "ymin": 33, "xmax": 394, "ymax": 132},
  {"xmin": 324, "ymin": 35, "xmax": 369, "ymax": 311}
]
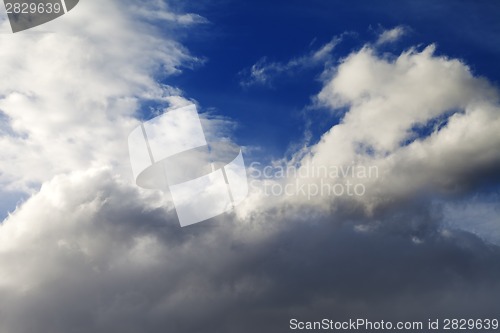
[
  {"xmin": 0, "ymin": 169, "xmax": 499, "ymax": 333},
  {"xmin": 1, "ymin": 2, "xmax": 499, "ymax": 331}
]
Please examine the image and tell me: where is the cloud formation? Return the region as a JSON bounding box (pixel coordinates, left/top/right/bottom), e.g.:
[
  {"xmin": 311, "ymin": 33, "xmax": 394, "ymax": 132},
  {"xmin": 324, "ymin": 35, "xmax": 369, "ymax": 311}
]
[
  {"xmin": 239, "ymin": 37, "xmax": 341, "ymax": 87},
  {"xmin": 375, "ymin": 26, "xmax": 407, "ymax": 45},
  {"xmin": 0, "ymin": 6, "xmax": 499, "ymax": 331},
  {"xmin": 1, "ymin": 168, "xmax": 500, "ymax": 333},
  {"xmin": 0, "ymin": 0, "xmax": 199, "ymax": 194},
  {"xmin": 306, "ymin": 44, "xmax": 500, "ymax": 206}
]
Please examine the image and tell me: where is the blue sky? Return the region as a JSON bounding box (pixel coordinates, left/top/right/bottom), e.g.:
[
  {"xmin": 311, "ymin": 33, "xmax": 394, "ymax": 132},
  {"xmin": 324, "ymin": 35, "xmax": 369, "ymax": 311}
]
[
  {"xmin": 1, "ymin": 1, "xmax": 500, "ymax": 332},
  {"xmin": 167, "ymin": 0, "xmax": 500, "ymax": 157}
]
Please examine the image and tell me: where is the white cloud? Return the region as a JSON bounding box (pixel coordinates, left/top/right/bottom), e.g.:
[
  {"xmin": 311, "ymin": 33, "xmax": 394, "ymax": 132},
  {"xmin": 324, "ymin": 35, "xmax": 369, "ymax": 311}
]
[
  {"xmin": 128, "ymin": 1, "xmax": 208, "ymax": 24},
  {"xmin": 240, "ymin": 27, "xmax": 407, "ymax": 88},
  {"xmin": 0, "ymin": 0, "xmax": 201, "ymax": 196},
  {"xmin": 315, "ymin": 44, "xmax": 498, "ymax": 153},
  {"xmin": 376, "ymin": 26, "xmax": 407, "ymax": 45},
  {"xmin": 285, "ymin": 43, "xmax": 500, "ymax": 222},
  {"xmin": 0, "ymin": 7, "xmax": 499, "ymax": 329},
  {"xmin": 239, "ymin": 37, "xmax": 341, "ymax": 87},
  {"xmin": 237, "ymin": 41, "xmax": 500, "ymax": 225}
]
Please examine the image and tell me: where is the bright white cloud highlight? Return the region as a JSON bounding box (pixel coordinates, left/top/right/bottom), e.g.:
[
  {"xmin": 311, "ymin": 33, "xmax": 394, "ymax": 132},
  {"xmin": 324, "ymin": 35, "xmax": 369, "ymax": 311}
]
[
  {"xmin": 0, "ymin": 0, "xmax": 200, "ymax": 193},
  {"xmin": 239, "ymin": 37, "xmax": 341, "ymax": 87},
  {"xmin": 289, "ymin": 43, "xmax": 500, "ymax": 217},
  {"xmin": 376, "ymin": 26, "xmax": 407, "ymax": 45},
  {"xmin": 0, "ymin": 11, "xmax": 499, "ymax": 330}
]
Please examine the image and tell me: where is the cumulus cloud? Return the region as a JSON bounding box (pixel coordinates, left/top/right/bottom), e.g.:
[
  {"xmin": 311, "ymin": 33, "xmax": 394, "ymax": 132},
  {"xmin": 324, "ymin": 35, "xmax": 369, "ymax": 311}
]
[
  {"xmin": 241, "ymin": 42, "xmax": 500, "ymax": 233},
  {"xmin": 0, "ymin": 0, "xmax": 200, "ymax": 195},
  {"xmin": 294, "ymin": 44, "xmax": 500, "ymax": 209},
  {"xmin": 1, "ymin": 9, "xmax": 500, "ymax": 332},
  {"xmin": 236, "ymin": 37, "xmax": 500, "ymax": 331}
]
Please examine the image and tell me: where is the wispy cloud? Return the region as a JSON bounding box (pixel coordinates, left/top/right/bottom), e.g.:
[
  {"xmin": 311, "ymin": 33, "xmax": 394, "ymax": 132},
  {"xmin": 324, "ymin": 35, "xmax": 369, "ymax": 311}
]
[
  {"xmin": 239, "ymin": 36, "xmax": 341, "ymax": 87},
  {"xmin": 376, "ymin": 26, "xmax": 407, "ymax": 45},
  {"xmin": 240, "ymin": 27, "xmax": 408, "ymax": 88}
]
